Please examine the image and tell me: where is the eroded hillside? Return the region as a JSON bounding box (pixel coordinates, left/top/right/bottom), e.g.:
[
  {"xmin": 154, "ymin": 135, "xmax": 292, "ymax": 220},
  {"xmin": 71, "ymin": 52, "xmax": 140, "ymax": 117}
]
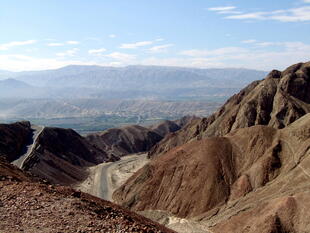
[
  {"xmin": 114, "ymin": 62, "xmax": 310, "ymax": 233},
  {"xmin": 149, "ymin": 62, "xmax": 310, "ymax": 158}
]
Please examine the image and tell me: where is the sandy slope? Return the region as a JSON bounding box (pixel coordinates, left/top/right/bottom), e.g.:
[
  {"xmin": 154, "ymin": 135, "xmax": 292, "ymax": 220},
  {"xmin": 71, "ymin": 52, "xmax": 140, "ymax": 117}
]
[{"xmin": 74, "ymin": 153, "xmax": 149, "ymax": 201}]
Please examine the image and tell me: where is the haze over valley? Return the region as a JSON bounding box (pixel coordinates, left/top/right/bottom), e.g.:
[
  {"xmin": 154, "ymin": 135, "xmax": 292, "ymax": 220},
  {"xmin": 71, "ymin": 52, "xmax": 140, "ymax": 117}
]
[{"xmin": 0, "ymin": 65, "xmax": 266, "ymax": 133}]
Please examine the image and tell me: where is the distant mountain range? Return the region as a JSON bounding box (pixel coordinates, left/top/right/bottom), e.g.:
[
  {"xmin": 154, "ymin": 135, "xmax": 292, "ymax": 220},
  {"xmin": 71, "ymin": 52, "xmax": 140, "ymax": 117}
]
[
  {"xmin": 0, "ymin": 78, "xmax": 46, "ymax": 98},
  {"xmin": 0, "ymin": 70, "xmax": 14, "ymax": 79},
  {"xmin": 3, "ymin": 65, "xmax": 267, "ymax": 88},
  {"xmin": 0, "ymin": 65, "xmax": 267, "ymax": 129},
  {"xmin": 0, "ymin": 65, "xmax": 267, "ymax": 100}
]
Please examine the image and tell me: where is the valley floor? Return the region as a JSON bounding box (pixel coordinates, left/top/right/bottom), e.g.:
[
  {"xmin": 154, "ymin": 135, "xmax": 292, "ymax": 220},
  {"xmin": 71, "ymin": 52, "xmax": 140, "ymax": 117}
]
[{"xmin": 74, "ymin": 153, "xmax": 149, "ymax": 201}]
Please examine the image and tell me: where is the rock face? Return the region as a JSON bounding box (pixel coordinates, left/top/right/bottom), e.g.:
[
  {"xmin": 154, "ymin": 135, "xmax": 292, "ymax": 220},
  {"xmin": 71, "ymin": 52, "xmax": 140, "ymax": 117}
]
[
  {"xmin": 86, "ymin": 125, "xmax": 163, "ymax": 158},
  {"xmin": 0, "ymin": 121, "xmax": 32, "ymax": 162},
  {"xmin": 149, "ymin": 62, "xmax": 310, "ymax": 158},
  {"xmin": 22, "ymin": 127, "xmax": 114, "ymax": 185},
  {"xmin": 0, "ymin": 159, "xmax": 175, "ymax": 233},
  {"xmin": 114, "ymin": 113, "xmax": 310, "ymax": 232}
]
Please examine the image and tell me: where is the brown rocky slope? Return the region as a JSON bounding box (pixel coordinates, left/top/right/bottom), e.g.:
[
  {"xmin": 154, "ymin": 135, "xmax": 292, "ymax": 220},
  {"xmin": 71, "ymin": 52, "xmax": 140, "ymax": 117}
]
[
  {"xmin": 85, "ymin": 124, "xmax": 163, "ymax": 158},
  {"xmin": 114, "ymin": 112, "xmax": 310, "ymax": 232},
  {"xmin": 149, "ymin": 120, "xmax": 181, "ymax": 137},
  {"xmin": 149, "ymin": 61, "xmax": 310, "ymax": 157},
  {"xmin": 21, "ymin": 127, "xmax": 116, "ymax": 185},
  {"xmin": 0, "ymin": 158, "xmax": 175, "ymax": 233},
  {"xmin": 85, "ymin": 116, "xmax": 198, "ymax": 159}
]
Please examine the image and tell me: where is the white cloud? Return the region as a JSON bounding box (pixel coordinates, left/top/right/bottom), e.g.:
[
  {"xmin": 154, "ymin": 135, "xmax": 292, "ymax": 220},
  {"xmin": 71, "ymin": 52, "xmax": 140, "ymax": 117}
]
[
  {"xmin": 255, "ymin": 42, "xmax": 275, "ymax": 47},
  {"xmin": 0, "ymin": 54, "xmax": 91, "ymax": 71},
  {"xmin": 104, "ymin": 52, "xmax": 136, "ymax": 61},
  {"xmin": 56, "ymin": 48, "xmax": 79, "ymax": 57},
  {"xmin": 25, "ymin": 48, "xmax": 39, "ymax": 53},
  {"xmin": 224, "ymin": 6, "xmax": 310, "ymax": 22},
  {"xmin": 180, "ymin": 47, "xmax": 248, "ymax": 57},
  {"xmin": 48, "ymin": 41, "xmax": 79, "ymax": 46},
  {"xmin": 2, "ymin": 44, "xmax": 309, "ymax": 72},
  {"xmin": 120, "ymin": 41, "xmax": 153, "ymax": 49},
  {"xmin": 109, "ymin": 34, "xmax": 117, "ymax": 38},
  {"xmin": 148, "ymin": 44, "xmax": 174, "ymax": 53},
  {"xmin": 269, "ymin": 6, "xmax": 310, "ymax": 22},
  {"xmin": 241, "ymin": 39, "xmax": 257, "ymax": 44},
  {"xmin": 244, "ymin": 40, "xmax": 310, "ymax": 50},
  {"xmin": 1, "ymin": 36, "xmax": 309, "ymax": 72},
  {"xmin": 179, "ymin": 41, "xmax": 310, "ymax": 70},
  {"xmin": 155, "ymin": 38, "xmax": 164, "ymax": 42},
  {"xmin": 0, "ymin": 40, "xmax": 37, "ymax": 51},
  {"xmin": 304, "ymin": 0, "xmax": 310, "ymax": 3},
  {"xmin": 207, "ymin": 6, "xmax": 241, "ymax": 14},
  {"xmin": 47, "ymin": 43, "xmax": 64, "ymax": 47},
  {"xmin": 66, "ymin": 40, "xmax": 80, "ymax": 45},
  {"xmin": 88, "ymin": 48, "xmax": 107, "ymax": 55},
  {"xmin": 226, "ymin": 12, "xmax": 265, "ymax": 20},
  {"xmin": 208, "ymin": 6, "xmax": 236, "ymax": 11}
]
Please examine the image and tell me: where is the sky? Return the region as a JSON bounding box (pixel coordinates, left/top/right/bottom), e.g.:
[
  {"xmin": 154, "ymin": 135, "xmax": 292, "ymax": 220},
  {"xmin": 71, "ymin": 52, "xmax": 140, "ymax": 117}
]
[{"xmin": 1, "ymin": 0, "xmax": 310, "ymax": 71}]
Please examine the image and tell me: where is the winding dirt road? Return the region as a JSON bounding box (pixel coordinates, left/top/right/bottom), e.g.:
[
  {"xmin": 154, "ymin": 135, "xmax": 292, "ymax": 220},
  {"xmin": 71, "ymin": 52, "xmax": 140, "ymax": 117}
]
[
  {"xmin": 75, "ymin": 153, "xmax": 149, "ymax": 201},
  {"xmin": 12, "ymin": 125, "xmax": 44, "ymax": 169}
]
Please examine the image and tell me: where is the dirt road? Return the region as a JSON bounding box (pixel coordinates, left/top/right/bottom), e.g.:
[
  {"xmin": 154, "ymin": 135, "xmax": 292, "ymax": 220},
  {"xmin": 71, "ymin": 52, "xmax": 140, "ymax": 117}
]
[
  {"xmin": 75, "ymin": 153, "xmax": 149, "ymax": 201},
  {"xmin": 12, "ymin": 125, "xmax": 44, "ymax": 169}
]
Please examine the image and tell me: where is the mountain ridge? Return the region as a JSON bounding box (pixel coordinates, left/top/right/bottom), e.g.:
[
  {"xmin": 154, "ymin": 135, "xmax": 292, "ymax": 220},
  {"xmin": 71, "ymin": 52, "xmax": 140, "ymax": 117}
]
[
  {"xmin": 113, "ymin": 61, "xmax": 310, "ymax": 232},
  {"xmin": 3, "ymin": 65, "xmax": 267, "ymax": 90},
  {"xmin": 149, "ymin": 61, "xmax": 310, "ymax": 158},
  {"xmin": 114, "ymin": 112, "xmax": 310, "ymax": 232}
]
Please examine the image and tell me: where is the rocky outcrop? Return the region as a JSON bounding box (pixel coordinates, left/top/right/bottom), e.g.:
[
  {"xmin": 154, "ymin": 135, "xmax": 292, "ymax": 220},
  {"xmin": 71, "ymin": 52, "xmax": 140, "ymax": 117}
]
[
  {"xmin": 0, "ymin": 121, "xmax": 32, "ymax": 162},
  {"xmin": 0, "ymin": 159, "xmax": 175, "ymax": 233},
  {"xmin": 86, "ymin": 125, "xmax": 163, "ymax": 158},
  {"xmin": 149, "ymin": 62, "xmax": 310, "ymax": 158},
  {"xmin": 114, "ymin": 113, "xmax": 310, "ymax": 232}
]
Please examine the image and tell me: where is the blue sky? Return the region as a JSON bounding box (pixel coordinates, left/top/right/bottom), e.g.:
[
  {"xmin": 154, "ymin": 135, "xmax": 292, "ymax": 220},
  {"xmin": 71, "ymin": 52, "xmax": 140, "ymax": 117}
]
[{"xmin": 1, "ymin": 0, "xmax": 310, "ymax": 71}]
